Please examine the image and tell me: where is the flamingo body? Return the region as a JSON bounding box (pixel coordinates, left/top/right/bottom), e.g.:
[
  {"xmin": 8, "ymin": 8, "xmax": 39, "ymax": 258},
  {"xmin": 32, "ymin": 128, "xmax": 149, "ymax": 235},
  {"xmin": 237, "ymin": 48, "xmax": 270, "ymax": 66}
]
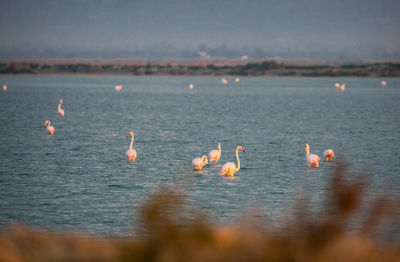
[
  {"xmin": 220, "ymin": 162, "xmax": 237, "ymax": 176},
  {"xmin": 3, "ymin": 85, "xmax": 7, "ymax": 91},
  {"xmin": 208, "ymin": 143, "xmax": 221, "ymax": 163},
  {"xmin": 381, "ymin": 81, "xmax": 387, "ymax": 87},
  {"xmin": 305, "ymin": 144, "xmax": 319, "ymax": 168},
  {"xmin": 115, "ymin": 85, "xmax": 122, "ymax": 92},
  {"xmin": 44, "ymin": 120, "xmax": 54, "ymax": 135},
  {"xmin": 220, "ymin": 146, "xmax": 245, "ymax": 176},
  {"xmin": 126, "ymin": 149, "xmax": 137, "ymax": 161},
  {"xmin": 192, "ymin": 156, "xmax": 208, "ymax": 171},
  {"xmin": 323, "ymin": 149, "xmax": 335, "ymax": 162},
  {"xmin": 307, "ymin": 154, "xmax": 320, "ymax": 167}
]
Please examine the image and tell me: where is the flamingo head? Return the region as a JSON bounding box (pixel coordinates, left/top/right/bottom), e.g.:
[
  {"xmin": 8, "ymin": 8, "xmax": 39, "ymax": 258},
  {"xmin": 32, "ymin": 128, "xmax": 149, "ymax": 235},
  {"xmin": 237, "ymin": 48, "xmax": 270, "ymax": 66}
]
[
  {"xmin": 126, "ymin": 131, "xmax": 134, "ymax": 138},
  {"xmin": 201, "ymin": 155, "xmax": 208, "ymax": 165},
  {"xmin": 237, "ymin": 146, "xmax": 245, "ymax": 152},
  {"xmin": 59, "ymin": 99, "xmax": 63, "ymax": 104},
  {"xmin": 44, "ymin": 120, "xmax": 49, "ymax": 127}
]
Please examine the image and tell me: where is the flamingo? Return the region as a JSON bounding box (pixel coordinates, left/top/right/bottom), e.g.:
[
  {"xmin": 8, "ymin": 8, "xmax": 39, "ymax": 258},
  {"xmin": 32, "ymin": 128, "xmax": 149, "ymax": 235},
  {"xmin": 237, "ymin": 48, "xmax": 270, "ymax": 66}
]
[
  {"xmin": 235, "ymin": 77, "xmax": 240, "ymax": 83},
  {"xmin": 334, "ymin": 82, "xmax": 340, "ymax": 88},
  {"xmin": 323, "ymin": 149, "xmax": 335, "ymax": 162},
  {"xmin": 115, "ymin": 85, "xmax": 122, "ymax": 92},
  {"xmin": 43, "ymin": 120, "xmax": 55, "ymax": 135},
  {"xmin": 125, "ymin": 131, "xmax": 137, "ymax": 161},
  {"xmin": 381, "ymin": 81, "xmax": 387, "ymax": 87},
  {"xmin": 192, "ymin": 155, "xmax": 208, "ymax": 171},
  {"xmin": 221, "ymin": 77, "xmax": 228, "ymax": 85},
  {"xmin": 305, "ymin": 144, "xmax": 319, "ymax": 168},
  {"xmin": 58, "ymin": 99, "xmax": 65, "ymax": 117},
  {"xmin": 208, "ymin": 143, "xmax": 221, "ymax": 164},
  {"xmin": 189, "ymin": 84, "xmax": 194, "ymax": 89},
  {"xmin": 3, "ymin": 85, "xmax": 7, "ymax": 91},
  {"xmin": 340, "ymin": 83, "xmax": 346, "ymax": 92},
  {"xmin": 220, "ymin": 146, "xmax": 245, "ymax": 176}
]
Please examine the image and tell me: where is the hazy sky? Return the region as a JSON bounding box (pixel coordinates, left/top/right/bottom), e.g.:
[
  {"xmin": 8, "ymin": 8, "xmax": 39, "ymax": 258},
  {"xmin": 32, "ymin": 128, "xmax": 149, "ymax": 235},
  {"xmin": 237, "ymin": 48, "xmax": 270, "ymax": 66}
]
[{"xmin": 0, "ymin": 0, "xmax": 399, "ymax": 60}]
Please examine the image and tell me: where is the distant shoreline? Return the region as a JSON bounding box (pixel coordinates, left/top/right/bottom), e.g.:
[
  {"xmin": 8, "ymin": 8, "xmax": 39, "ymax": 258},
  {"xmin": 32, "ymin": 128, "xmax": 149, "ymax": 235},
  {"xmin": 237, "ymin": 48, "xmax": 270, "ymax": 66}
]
[{"xmin": 1, "ymin": 59, "xmax": 399, "ymax": 77}]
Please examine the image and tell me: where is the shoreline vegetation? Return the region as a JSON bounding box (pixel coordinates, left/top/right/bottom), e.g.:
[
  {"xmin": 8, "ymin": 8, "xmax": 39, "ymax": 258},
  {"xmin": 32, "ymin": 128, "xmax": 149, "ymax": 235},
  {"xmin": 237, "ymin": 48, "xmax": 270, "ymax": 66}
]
[
  {"xmin": 0, "ymin": 164, "xmax": 398, "ymax": 262},
  {"xmin": 1, "ymin": 58, "xmax": 400, "ymax": 77}
]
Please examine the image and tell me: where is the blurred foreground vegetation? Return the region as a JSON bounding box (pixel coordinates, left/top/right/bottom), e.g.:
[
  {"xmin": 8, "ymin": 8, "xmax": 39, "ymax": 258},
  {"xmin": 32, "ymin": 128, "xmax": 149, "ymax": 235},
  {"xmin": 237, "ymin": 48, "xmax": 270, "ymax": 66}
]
[{"xmin": 0, "ymin": 164, "xmax": 399, "ymax": 262}]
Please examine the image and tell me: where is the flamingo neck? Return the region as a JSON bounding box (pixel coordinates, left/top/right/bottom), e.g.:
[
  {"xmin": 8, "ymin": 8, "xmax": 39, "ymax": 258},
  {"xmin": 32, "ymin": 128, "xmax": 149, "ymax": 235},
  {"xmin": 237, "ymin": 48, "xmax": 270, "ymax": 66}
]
[
  {"xmin": 201, "ymin": 155, "xmax": 208, "ymax": 166},
  {"xmin": 235, "ymin": 148, "xmax": 240, "ymax": 172},
  {"xmin": 47, "ymin": 121, "xmax": 51, "ymax": 127},
  {"xmin": 305, "ymin": 145, "xmax": 310, "ymax": 156},
  {"xmin": 58, "ymin": 103, "xmax": 61, "ymax": 110},
  {"xmin": 130, "ymin": 134, "xmax": 134, "ymax": 150},
  {"xmin": 218, "ymin": 143, "xmax": 221, "ymax": 154}
]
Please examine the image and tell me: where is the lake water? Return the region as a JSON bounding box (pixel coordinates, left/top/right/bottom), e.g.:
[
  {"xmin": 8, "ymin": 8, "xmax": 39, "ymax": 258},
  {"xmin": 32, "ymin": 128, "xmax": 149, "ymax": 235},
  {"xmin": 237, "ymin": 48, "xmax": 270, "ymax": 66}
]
[{"xmin": 0, "ymin": 75, "xmax": 399, "ymax": 236}]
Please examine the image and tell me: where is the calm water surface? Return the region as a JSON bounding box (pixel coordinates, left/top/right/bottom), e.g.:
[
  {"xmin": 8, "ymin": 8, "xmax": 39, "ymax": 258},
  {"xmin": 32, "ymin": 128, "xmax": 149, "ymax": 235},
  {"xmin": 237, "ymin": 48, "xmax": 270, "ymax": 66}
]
[{"xmin": 0, "ymin": 75, "xmax": 399, "ymax": 235}]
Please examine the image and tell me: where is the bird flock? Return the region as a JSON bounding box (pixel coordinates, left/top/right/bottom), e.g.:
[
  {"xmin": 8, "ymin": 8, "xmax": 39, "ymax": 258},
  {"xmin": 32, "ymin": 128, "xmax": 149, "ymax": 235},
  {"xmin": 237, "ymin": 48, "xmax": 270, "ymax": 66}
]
[
  {"xmin": 1, "ymin": 79, "xmax": 387, "ymax": 177},
  {"xmin": 36, "ymin": 79, "xmax": 387, "ymax": 176}
]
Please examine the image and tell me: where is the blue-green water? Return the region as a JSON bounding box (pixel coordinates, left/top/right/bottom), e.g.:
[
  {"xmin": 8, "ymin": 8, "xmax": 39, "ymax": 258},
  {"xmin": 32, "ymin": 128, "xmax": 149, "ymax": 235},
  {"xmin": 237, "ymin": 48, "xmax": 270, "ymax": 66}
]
[{"xmin": 0, "ymin": 75, "xmax": 399, "ymax": 235}]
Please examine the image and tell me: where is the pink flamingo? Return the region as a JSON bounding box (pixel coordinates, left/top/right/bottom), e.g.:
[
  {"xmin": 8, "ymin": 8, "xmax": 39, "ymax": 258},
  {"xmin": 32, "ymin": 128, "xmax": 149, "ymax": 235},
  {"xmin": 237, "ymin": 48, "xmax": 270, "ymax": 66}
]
[
  {"xmin": 334, "ymin": 82, "xmax": 340, "ymax": 88},
  {"xmin": 340, "ymin": 83, "xmax": 346, "ymax": 92},
  {"xmin": 323, "ymin": 149, "xmax": 335, "ymax": 162},
  {"xmin": 305, "ymin": 144, "xmax": 319, "ymax": 168},
  {"xmin": 43, "ymin": 120, "xmax": 55, "ymax": 135},
  {"xmin": 125, "ymin": 131, "xmax": 137, "ymax": 161},
  {"xmin": 189, "ymin": 84, "xmax": 194, "ymax": 89},
  {"xmin": 208, "ymin": 143, "xmax": 221, "ymax": 164},
  {"xmin": 192, "ymin": 155, "xmax": 208, "ymax": 171},
  {"xmin": 221, "ymin": 77, "xmax": 228, "ymax": 85},
  {"xmin": 115, "ymin": 85, "xmax": 122, "ymax": 92},
  {"xmin": 3, "ymin": 85, "xmax": 7, "ymax": 91},
  {"xmin": 58, "ymin": 99, "xmax": 65, "ymax": 117},
  {"xmin": 381, "ymin": 81, "xmax": 387, "ymax": 87},
  {"xmin": 220, "ymin": 146, "xmax": 245, "ymax": 176}
]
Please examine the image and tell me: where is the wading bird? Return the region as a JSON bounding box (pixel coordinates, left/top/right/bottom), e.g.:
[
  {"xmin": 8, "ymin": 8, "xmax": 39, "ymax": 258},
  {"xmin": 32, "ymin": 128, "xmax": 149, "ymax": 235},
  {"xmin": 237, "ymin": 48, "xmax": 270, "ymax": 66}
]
[
  {"xmin": 323, "ymin": 149, "xmax": 335, "ymax": 162},
  {"xmin": 192, "ymin": 155, "xmax": 208, "ymax": 171},
  {"xmin": 208, "ymin": 143, "xmax": 221, "ymax": 164},
  {"xmin": 58, "ymin": 99, "xmax": 64, "ymax": 117},
  {"xmin": 305, "ymin": 144, "xmax": 319, "ymax": 168},
  {"xmin": 126, "ymin": 131, "xmax": 137, "ymax": 161},
  {"xmin": 43, "ymin": 120, "xmax": 54, "ymax": 135},
  {"xmin": 220, "ymin": 146, "xmax": 245, "ymax": 176}
]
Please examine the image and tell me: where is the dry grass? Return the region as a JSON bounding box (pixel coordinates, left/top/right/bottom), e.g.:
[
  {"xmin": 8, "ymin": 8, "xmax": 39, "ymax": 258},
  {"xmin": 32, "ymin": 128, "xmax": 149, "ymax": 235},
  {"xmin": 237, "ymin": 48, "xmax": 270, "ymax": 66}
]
[{"xmin": 0, "ymin": 163, "xmax": 399, "ymax": 262}]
